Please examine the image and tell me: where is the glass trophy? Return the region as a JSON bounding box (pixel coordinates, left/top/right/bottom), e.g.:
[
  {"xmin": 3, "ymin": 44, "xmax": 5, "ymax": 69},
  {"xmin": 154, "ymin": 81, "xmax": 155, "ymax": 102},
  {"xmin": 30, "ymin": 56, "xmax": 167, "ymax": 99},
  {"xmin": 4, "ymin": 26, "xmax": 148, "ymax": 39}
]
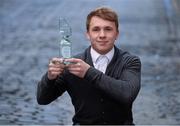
[{"xmin": 59, "ymin": 17, "xmax": 72, "ymax": 64}]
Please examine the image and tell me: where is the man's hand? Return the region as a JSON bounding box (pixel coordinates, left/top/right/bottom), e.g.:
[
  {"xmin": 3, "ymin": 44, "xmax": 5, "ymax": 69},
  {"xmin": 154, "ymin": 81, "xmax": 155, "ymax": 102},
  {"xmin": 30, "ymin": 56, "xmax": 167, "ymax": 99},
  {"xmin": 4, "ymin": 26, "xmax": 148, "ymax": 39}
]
[
  {"xmin": 65, "ymin": 58, "xmax": 90, "ymax": 78},
  {"xmin": 48, "ymin": 58, "xmax": 65, "ymax": 80}
]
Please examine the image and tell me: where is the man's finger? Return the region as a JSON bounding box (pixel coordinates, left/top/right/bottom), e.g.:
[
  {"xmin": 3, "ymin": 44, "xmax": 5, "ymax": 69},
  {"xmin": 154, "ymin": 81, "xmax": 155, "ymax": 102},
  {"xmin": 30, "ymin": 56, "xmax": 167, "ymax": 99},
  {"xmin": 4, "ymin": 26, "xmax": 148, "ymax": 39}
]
[
  {"xmin": 49, "ymin": 67, "xmax": 62, "ymax": 72},
  {"xmin": 49, "ymin": 58, "xmax": 64, "ymax": 65},
  {"xmin": 65, "ymin": 58, "xmax": 80, "ymax": 64}
]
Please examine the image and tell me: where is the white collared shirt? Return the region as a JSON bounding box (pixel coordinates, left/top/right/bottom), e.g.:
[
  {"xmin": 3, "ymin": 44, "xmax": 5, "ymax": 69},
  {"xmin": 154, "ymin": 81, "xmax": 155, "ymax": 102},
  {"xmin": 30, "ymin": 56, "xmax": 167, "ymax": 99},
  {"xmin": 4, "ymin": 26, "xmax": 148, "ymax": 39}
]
[{"xmin": 90, "ymin": 47, "xmax": 114, "ymax": 73}]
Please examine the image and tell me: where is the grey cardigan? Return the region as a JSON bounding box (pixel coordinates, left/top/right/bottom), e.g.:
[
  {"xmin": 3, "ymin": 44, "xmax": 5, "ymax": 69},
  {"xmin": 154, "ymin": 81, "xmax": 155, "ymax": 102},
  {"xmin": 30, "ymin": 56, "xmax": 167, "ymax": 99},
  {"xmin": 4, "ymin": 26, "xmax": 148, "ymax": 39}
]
[{"xmin": 37, "ymin": 46, "xmax": 141, "ymax": 125}]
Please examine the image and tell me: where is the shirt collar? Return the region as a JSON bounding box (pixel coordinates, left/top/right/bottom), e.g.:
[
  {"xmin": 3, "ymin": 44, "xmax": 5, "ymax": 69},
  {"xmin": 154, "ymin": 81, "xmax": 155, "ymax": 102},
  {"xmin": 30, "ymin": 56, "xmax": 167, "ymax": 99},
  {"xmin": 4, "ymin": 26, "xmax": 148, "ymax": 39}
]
[{"xmin": 90, "ymin": 47, "xmax": 114, "ymax": 64}]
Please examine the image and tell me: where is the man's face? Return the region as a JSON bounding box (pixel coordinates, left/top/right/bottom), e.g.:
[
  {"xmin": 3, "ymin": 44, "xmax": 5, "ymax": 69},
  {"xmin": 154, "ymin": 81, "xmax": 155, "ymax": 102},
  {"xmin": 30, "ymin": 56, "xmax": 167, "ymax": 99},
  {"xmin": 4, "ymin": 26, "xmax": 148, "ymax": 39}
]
[{"xmin": 86, "ymin": 16, "xmax": 119, "ymax": 54}]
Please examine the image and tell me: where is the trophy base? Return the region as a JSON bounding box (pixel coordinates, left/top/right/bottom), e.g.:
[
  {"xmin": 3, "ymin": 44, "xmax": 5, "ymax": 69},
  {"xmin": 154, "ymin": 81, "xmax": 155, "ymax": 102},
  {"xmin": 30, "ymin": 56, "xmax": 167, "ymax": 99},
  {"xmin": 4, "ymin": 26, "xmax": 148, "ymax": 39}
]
[
  {"xmin": 62, "ymin": 58, "xmax": 76, "ymax": 65},
  {"xmin": 63, "ymin": 61, "xmax": 71, "ymax": 65}
]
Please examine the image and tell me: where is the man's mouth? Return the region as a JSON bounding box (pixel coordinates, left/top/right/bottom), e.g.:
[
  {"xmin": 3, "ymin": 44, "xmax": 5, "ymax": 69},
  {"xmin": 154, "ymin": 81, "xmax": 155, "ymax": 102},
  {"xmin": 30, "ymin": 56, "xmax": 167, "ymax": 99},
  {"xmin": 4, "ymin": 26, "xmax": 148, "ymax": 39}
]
[{"xmin": 97, "ymin": 41, "xmax": 108, "ymax": 44}]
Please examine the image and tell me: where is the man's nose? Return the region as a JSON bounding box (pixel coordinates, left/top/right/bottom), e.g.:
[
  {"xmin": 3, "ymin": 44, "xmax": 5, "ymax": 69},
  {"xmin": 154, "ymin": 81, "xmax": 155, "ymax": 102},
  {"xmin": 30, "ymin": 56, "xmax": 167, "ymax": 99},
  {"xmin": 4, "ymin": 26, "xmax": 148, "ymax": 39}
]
[{"xmin": 99, "ymin": 30, "xmax": 105, "ymax": 38}]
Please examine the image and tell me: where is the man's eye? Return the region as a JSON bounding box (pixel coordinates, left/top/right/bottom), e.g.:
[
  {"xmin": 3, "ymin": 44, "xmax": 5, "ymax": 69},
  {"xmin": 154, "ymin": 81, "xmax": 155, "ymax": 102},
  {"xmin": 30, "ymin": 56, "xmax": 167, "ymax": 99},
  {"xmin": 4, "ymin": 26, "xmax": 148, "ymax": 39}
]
[
  {"xmin": 105, "ymin": 27, "xmax": 113, "ymax": 31},
  {"xmin": 92, "ymin": 28, "xmax": 99, "ymax": 31}
]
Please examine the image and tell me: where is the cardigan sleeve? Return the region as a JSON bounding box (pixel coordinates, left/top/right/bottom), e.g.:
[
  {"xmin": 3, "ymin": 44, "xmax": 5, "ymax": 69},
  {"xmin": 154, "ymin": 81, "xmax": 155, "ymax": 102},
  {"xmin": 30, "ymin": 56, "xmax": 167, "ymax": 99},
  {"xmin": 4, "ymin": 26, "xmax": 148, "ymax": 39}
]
[
  {"xmin": 84, "ymin": 56, "xmax": 141, "ymax": 106},
  {"xmin": 36, "ymin": 72, "xmax": 67, "ymax": 105}
]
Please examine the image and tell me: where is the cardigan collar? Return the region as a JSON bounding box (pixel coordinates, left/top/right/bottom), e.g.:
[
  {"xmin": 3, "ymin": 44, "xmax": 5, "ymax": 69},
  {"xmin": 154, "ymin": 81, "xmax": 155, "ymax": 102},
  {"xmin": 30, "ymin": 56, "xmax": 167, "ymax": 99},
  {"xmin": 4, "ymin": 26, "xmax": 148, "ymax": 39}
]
[{"xmin": 84, "ymin": 45, "xmax": 121, "ymax": 68}]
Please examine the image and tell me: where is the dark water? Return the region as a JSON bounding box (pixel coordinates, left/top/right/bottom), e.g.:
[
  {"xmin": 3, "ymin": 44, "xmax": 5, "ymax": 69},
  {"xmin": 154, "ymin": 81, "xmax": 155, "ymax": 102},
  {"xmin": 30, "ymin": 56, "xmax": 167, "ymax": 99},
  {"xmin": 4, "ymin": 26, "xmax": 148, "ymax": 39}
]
[{"xmin": 0, "ymin": 0, "xmax": 180, "ymax": 125}]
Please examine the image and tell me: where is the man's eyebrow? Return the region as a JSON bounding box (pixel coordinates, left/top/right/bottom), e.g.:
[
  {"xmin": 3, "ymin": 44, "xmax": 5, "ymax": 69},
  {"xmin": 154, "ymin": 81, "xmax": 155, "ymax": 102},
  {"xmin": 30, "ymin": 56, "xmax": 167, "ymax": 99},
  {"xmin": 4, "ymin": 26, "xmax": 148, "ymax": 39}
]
[{"xmin": 91, "ymin": 26, "xmax": 100, "ymax": 29}]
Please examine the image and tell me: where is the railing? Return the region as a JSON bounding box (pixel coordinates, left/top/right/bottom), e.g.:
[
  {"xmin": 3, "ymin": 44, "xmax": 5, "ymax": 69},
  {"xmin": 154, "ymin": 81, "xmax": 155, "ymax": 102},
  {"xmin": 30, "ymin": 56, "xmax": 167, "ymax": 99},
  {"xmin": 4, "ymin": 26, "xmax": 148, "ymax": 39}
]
[{"xmin": 163, "ymin": 0, "xmax": 179, "ymax": 41}]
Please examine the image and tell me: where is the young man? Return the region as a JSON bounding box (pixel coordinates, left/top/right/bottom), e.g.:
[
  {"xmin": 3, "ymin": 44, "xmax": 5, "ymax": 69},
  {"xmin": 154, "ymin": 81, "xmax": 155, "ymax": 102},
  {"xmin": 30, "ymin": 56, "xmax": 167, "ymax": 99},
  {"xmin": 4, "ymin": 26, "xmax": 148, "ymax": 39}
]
[{"xmin": 37, "ymin": 7, "xmax": 141, "ymax": 125}]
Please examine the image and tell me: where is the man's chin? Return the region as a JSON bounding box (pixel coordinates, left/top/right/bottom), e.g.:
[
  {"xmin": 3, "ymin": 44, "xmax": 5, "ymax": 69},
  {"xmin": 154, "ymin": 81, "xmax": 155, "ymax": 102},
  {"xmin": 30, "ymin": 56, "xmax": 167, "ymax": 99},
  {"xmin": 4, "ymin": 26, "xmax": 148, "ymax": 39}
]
[{"xmin": 97, "ymin": 49, "xmax": 109, "ymax": 54}]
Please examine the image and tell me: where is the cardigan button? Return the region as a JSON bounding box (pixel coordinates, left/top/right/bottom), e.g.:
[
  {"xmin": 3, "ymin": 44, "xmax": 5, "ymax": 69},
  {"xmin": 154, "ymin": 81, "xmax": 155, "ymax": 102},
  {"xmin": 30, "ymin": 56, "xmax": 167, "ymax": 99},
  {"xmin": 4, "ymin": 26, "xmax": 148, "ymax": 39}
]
[
  {"xmin": 103, "ymin": 122, "xmax": 107, "ymax": 124},
  {"xmin": 100, "ymin": 98, "xmax": 104, "ymax": 102}
]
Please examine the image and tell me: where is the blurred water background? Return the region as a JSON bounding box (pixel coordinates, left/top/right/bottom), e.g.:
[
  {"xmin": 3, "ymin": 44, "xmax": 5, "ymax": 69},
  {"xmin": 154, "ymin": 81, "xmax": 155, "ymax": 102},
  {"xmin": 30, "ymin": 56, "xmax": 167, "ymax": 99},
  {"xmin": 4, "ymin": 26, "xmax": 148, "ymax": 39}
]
[{"xmin": 0, "ymin": 0, "xmax": 180, "ymax": 125}]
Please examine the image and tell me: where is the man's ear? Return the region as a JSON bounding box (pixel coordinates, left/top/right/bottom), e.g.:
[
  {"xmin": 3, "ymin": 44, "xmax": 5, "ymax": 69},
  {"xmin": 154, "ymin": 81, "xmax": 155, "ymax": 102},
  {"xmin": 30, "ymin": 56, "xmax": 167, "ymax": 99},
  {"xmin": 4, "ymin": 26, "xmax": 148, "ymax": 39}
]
[
  {"xmin": 86, "ymin": 32, "xmax": 90, "ymax": 40},
  {"xmin": 115, "ymin": 31, "xmax": 119, "ymax": 40}
]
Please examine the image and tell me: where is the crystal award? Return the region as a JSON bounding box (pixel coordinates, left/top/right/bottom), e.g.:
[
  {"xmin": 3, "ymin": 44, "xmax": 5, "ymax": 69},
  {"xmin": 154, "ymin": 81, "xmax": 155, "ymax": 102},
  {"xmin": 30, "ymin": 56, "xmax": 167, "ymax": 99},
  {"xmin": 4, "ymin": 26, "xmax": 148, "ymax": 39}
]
[{"xmin": 59, "ymin": 18, "xmax": 72, "ymax": 64}]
